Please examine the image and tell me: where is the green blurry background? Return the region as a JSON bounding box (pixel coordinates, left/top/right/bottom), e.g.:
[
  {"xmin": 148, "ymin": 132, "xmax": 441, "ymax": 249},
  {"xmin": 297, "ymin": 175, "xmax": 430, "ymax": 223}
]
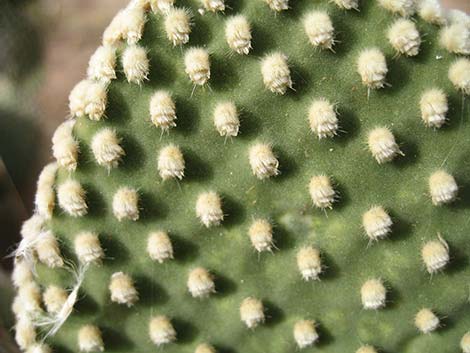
[{"xmin": 0, "ymin": 0, "xmax": 468, "ymax": 351}]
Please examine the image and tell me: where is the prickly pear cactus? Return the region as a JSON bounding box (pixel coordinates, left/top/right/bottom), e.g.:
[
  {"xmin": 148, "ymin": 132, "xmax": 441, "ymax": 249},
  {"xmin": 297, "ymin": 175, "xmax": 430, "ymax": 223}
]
[{"xmin": 11, "ymin": 1, "xmax": 470, "ymax": 353}]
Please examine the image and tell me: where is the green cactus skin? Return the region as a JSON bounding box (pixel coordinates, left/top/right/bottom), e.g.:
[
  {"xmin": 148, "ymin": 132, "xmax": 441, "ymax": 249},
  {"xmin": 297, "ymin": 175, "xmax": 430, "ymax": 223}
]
[{"xmin": 12, "ymin": 0, "xmax": 470, "ymax": 353}]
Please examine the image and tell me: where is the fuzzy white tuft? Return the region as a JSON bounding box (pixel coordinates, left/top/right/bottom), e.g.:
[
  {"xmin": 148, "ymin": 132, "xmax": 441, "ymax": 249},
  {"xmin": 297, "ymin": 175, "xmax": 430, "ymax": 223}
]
[
  {"xmin": 378, "ymin": 0, "xmax": 415, "ymax": 17},
  {"xmin": 87, "ymin": 46, "xmax": 117, "ymax": 82},
  {"xmin": 150, "ymin": 90, "xmax": 177, "ymax": 131},
  {"xmin": 308, "ymin": 98, "xmax": 338, "ymax": 138},
  {"xmin": 418, "ymin": 0, "xmax": 446, "ymax": 25},
  {"xmin": 74, "ymin": 231, "xmax": 104, "ymax": 265},
  {"xmin": 440, "ymin": 23, "xmax": 470, "ymax": 55},
  {"xmin": 261, "ymin": 52, "xmax": 293, "ymax": 94},
  {"xmin": 158, "ymin": 144, "xmax": 185, "ymax": 180},
  {"xmin": 448, "ymin": 58, "xmax": 470, "ymax": 95},
  {"xmin": 297, "ymin": 246, "xmax": 322, "ymax": 281},
  {"xmin": 367, "ymin": 127, "xmax": 402, "ymax": 164},
  {"xmin": 165, "ymin": 7, "xmax": 192, "ymax": 46},
  {"xmin": 362, "ymin": 206, "xmax": 393, "ymax": 241},
  {"xmin": 248, "ymin": 219, "xmax": 274, "ymax": 253},
  {"xmin": 356, "ymin": 345, "xmax": 378, "ymax": 353},
  {"xmin": 293, "ymin": 320, "xmax": 319, "ymax": 348},
  {"xmin": 149, "ymin": 316, "xmax": 176, "ymax": 346},
  {"xmin": 415, "ymin": 308, "xmax": 440, "ymax": 333},
  {"xmin": 91, "ymin": 128, "xmax": 125, "ymax": 170},
  {"xmin": 122, "ymin": 45, "xmax": 150, "ymax": 84},
  {"xmin": 201, "ymin": 0, "xmax": 225, "ymax": 12},
  {"xmin": 185, "ymin": 48, "xmax": 211, "ymax": 86},
  {"xmin": 195, "ymin": 343, "xmax": 217, "ymax": 353},
  {"xmin": 43, "ymin": 285, "xmax": 68, "ymax": 314},
  {"xmin": 57, "ymin": 179, "xmax": 88, "ymax": 217},
  {"xmin": 461, "ymin": 332, "xmax": 470, "ymax": 353},
  {"xmin": 69, "ymin": 80, "xmax": 107, "ymax": 120},
  {"xmin": 309, "ymin": 175, "xmax": 335, "ymax": 209},
  {"xmin": 214, "ymin": 101, "xmax": 240, "ymax": 137},
  {"xmin": 147, "ymin": 231, "xmax": 174, "ymax": 263},
  {"xmin": 78, "ymin": 324, "xmax": 104, "ymax": 352},
  {"xmin": 420, "ymin": 88, "xmax": 448, "ymax": 128},
  {"xmin": 332, "ymin": 0, "xmax": 359, "ymax": 10},
  {"xmin": 196, "ymin": 191, "xmax": 224, "ymax": 227},
  {"xmin": 361, "ymin": 278, "xmax": 386, "ymax": 310},
  {"xmin": 109, "ymin": 272, "xmax": 139, "ymax": 306},
  {"xmin": 187, "ymin": 267, "xmax": 215, "ymax": 298},
  {"xmin": 15, "ymin": 315, "xmax": 36, "ymax": 350},
  {"xmin": 429, "ymin": 170, "xmax": 458, "ymax": 205},
  {"xmin": 240, "ymin": 297, "xmax": 265, "ymax": 329},
  {"xmin": 35, "ymin": 230, "xmax": 63, "ymax": 268},
  {"xmin": 304, "ymin": 11, "xmax": 335, "ymax": 50},
  {"xmin": 52, "ymin": 121, "xmax": 78, "ymax": 171},
  {"xmin": 264, "ymin": 0, "xmax": 289, "ymax": 12},
  {"xmin": 225, "ymin": 15, "xmax": 252, "ymax": 55},
  {"xmin": 357, "ymin": 48, "xmax": 388, "ymax": 90},
  {"xmin": 34, "ymin": 162, "xmax": 58, "ymax": 219},
  {"xmin": 112, "ymin": 187, "xmax": 140, "ymax": 221},
  {"xmin": 249, "ymin": 143, "xmax": 279, "ymax": 179},
  {"xmin": 387, "ymin": 19, "xmax": 421, "ymax": 56},
  {"xmin": 422, "ymin": 237, "xmax": 449, "ymax": 273}
]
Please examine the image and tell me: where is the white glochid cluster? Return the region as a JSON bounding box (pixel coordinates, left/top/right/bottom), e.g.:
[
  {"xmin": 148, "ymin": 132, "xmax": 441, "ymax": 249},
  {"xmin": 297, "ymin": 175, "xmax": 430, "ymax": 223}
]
[
  {"xmin": 150, "ymin": 90, "xmax": 177, "ymax": 132},
  {"xmin": 332, "ymin": 0, "xmax": 359, "ymax": 10},
  {"xmin": 87, "ymin": 46, "xmax": 117, "ymax": 82},
  {"xmin": 418, "ymin": 0, "xmax": 446, "ymax": 25},
  {"xmin": 361, "ymin": 279, "xmax": 386, "ymax": 310},
  {"xmin": 196, "ymin": 191, "xmax": 224, "ymax": 227},
  {"xmin": 297, "ymin": 246, "xmax": 322, "ymax": 281},
  {"xmin": 35, "ymin": 162, "xmax": 58, "ymax": 219},
  {"xmin": 112, "ymin": 187, "xmax": 140, "ymax": 221},
  {"xmin": 213, "ymin": 101, "xmax": 240, "ymax": 137},
  {"xmin": 249, "ymin": 143, "xmax": 279, "ymax": 179},
  {"xmin": 91, "ymin": 128, "xmax": 125, "ymax": 170},
  {"xmin": 78, "ymin": 324, "xmax": 104, "ymax": 352},
  {"xmin": 185, "ymin": 48, "xmax": 211, "ymax": 86},
  {"xmin": 43, "ymin": 285, "xmax": 67, "ymax": 314},
  {"xmin": 308, "ymin": 98, "xmax": 338, "ymax": 139},
  {"xmin": 415, "ymin": 308, "xmax": 440, "ymax": 333},
  {"xmin": 261, "ymin": 52, "xmax": 293, "ymax": 95},
  {"xmin": 264, "ymin": 0, "xmax": 289, "ymax": 12},
  {"xmin": 149, "ymin": 315, "xmax": 176, "ymax": 346},
  {"xmin": 362, "ymin": 206, "xmax": 393, "ymax": 241},
  {"xmin": 440, "ymin": 23, "xmax": 470, "ymax": 55},
  {"xmin": 420, "ymin": 88, "xmax": 448, "ymax": 128},
  {"xmin": 158, "ymin": 145, "xmax": 185, "ymax": 180},
  {"xmin": 240, "ymin": 297, "xmax": 265, "ymax": 329},
  {"xmin": 309, "ymin": 175, "xmax": 335, "ymax": 209},
  {"xmin": 293, "ymin": 320, "xmax": 319, "ymax": 348},
  {"xmin": 35, "ymin": 230, "xmax": 63, "ymax": 268},
  {"xmin": 357, "ymin": 48, "xmax": 388, "ymax": 90},
  {"xmin": 57, "ymin": 179, "xmax": 88, "ymax": 217},
  {"xmin": 122, "ymin": 45, "xmax": 150, "ymax": 84},
  {"xmin": 448, "ymin": 58, "xmax": 470, "ymax": 95},
  {"xmin": 248, "ymin": 219, "xmax": 274, "ymax": 253},
  {"xmin": 387, "ymin": 19, "xmax": 421, "ymax": 56},
  {"xmin": 304, "ymin": 11, "xmax": 335, "ymax": 50},
  {"xmin": 52, "ymin": 121, "xmax": 79, "ymax": 171},
  {"xmin": 429, "ymin": 170, "xmax": 458, "ymax": 205},
  {"xmin": 164, "ymin": 8, "xmax": 191, "ymax": 46},
  {"xmin": 422, "ymin": 237, "xmax": 450, "ymax": 273},
  {"xmin": 368, "ymin": 127, "xmax": 402, "ymax": 164},
  {"xmin": 200, "ymin": 0, "xmax": 225, "ymax": 12},
  {"xmin": 69, "ymin": 80, "xmax": 108, "ymax": 120},
  {"xmin": 187, "ymin": 267, "xmax": 215, "ymax": 298},
  {"xmin": 109, "ymin": 272, "xmax": 139, "ymax": 306},
  {"xmin": 225, "ymin": 15, "xmax": 252, "ymax": 55},
  {"xmin": 378, "ymin": 0, "xmax": 416, "ymax": 17},
  {"xmin": 147, "ymin": 231, "xmax": 174, "ymax": 263},
  {"xmin": 74, "ymin": 231, "xmax": 104, "ymax": 265}
]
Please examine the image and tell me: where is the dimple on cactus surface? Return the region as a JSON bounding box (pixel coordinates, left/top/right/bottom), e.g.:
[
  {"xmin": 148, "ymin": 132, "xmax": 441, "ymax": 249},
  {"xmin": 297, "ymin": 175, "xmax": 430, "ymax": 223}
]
[{"xmin": 11, "ymin": 0, "xmax": 470, "ymax": 353}]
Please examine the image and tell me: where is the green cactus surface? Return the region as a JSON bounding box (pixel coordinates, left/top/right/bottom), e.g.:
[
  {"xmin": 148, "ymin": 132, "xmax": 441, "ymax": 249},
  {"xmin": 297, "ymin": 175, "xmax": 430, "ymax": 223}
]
[{"xmin": 12, "ymin": 0, "xmax": 470, "ymax": 353}]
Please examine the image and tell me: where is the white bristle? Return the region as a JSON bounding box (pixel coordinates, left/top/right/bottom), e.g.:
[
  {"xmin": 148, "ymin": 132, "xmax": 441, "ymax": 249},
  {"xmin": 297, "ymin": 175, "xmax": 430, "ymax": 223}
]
[
  {"xmin": 15, "ymin": 316, "xmax": 36, "ymax": 350},
  {"xmin": 418, "ymin": 0, "xmax": 446, "ymax": 25},
  {"xmin": 440, "ymin": 23, "xmax": 470, "ymax": 55},
  {"xmin": 309, "ymin": 175, "xmax": 335, "ymax": 209},
  {"xmin": 187, "ymin": 267, "xmax": 215, "ymax": 298},
  {"xmin": 78, "ymin": 324, "xmax": 104, "ymax": 352},
  {"xmin": 35, "ymin": 230, "xmax": 63, "ymax": 268},
  {"xmin": 357, "ymin": 48, "xmax": 388, "ymax": 90},
  {"xmin": 294, "ymin": 320, "xmax": 319, "ymax": 348},
  {"xmin": 201, "ymin": 0, "xmax": 225, "ymax": 12},
  {"xmin": 12, "ymin": 259, "xmax": 33, "ymax": 288},
  {"xmin": 367, "ymin": 127, "xmax": 402, "ymax": 164},
  {"xmin": 332, "ymin": 0, "xmax": 359, "ymax": 11},
  {"xmin": 422, "ymin": 237, "xmax": 449, "ymax": 273},
  {"xmin": 415, "ymin": 308, "xmax": 440, "ymax": 333},
  {"xmin": 264, "ymin": 0, "xmax": 289, "ymax": 12},
  {"xmin": 35, "ymin": 162, "xmax": 58, "ymax": 219},
  {"xmin": 43, "ymin": 285, "xmax": 68, "ymax": 314},
  {"xmin": 361, "ymin": 278, "xmax": 386, "ymax": 310},
  {"xmin": 308, "ymin": 98, "xmax": 338, "ymax": 139},
  {"xmin": 362, "ymin": 206, "xmax": 393, "ymax": 241},
  {"xmin": 149, "ymin": 316, "xmax": 176, "ymax": 346},
  {"xmin": 449, "ymin": 58, "xmax": 470, "ymax": 95},
  {"xmin": 297, "ymin": 246, "xmax": 322, "ymax": 281},
  {"xmin": 52, "ymin": 120, "xmax": 78, "ymax": 171},
  {"xmin": 429, "ymin": 170, "xmax": 458, "ymax": 205},
  {"xmin": 378, "ymin": 0, "xmax": 415, "ymax": 17}
]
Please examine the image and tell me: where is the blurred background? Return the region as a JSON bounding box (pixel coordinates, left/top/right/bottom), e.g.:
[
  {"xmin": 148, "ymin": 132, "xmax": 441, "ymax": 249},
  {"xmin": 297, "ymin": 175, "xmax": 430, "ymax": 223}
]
[{"xmin": 0, "ymin": 0, "xmax": 468, "ymax": 350}]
